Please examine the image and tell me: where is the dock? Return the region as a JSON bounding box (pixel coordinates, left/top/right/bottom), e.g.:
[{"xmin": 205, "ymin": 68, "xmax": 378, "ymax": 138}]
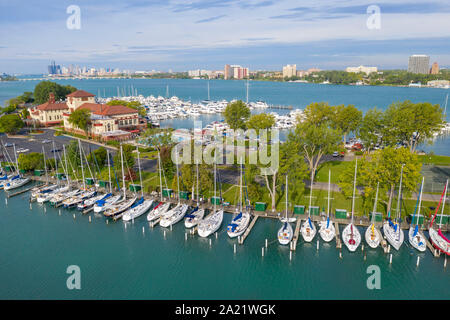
[
  {"xmin": 239, "ymin": 215, "xmax": 259, "ymax": 244},
  {"xmin": 335, "ymin": 222, "xmax": 342, "ymax": 249},
  {"xmin": 82, "ymin": 207, "xmax": 94, "ymax": 215},
  {"xmin": 7, "ymin": 184, "xmax": 43, "ymax": 198},
  {"xmin": 291, "ymin": 218, "xmax": 301, "ymax": 251},
  {"xmin": 424, "ymin": 233, "xmax": 439, "ymax": 257}
]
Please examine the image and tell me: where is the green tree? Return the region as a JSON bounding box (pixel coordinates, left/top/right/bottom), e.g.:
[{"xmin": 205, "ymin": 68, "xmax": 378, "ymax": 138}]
[
  {"xmin": 357, "ymin": 108, "xmax": 384, "ymax": 153},
  {"xmin": 246, "ymin": 113, "xmax": 276, "ymax": 133},
  {"xmin": 113, "ymin": 144, "xmax": 135, "ymax": 172},
  {"xmin": 18, "ymin": 152, "xmax": 44, "ymax": 171},
  {"xmin": 383, "ymin": 100, "xmax": 444, "ymax": 152},
  {"xmin": 331, "ymin": 104, "xmax": 362, "ymax": 143},
  {"xmin": 87, "ymin": 147, "xmax": 107, "ymax": 170},
  {"xmin": 223, "ymin": 100, "xmax": 251, "ymax": 130},
  {"xmin": 0, "ymin": 114, "xmax": 24, "ymax": 134},
  {"xmin": 67, "ymin": 108, "xmax": 91, "ymax": 136},
  {"xmin": 33, "ymin": 81, "xmax": 77, "ymax": 104},
  {"xmin": 303, "ymin": 102, "xmax": 334, "ymax": 126}
]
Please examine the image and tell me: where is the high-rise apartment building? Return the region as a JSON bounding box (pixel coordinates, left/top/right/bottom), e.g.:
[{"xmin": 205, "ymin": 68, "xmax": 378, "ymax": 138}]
[
  {"xmin": 408, "ymin": 55, "xmax": 430, "ymax": 74},
  {"xmin": 282, "ymin": 64, "xmax": 297, "ymax": 78},
  {"xmin": 430, "ymin": 62, "xmax": 439, "ymax": 74}
]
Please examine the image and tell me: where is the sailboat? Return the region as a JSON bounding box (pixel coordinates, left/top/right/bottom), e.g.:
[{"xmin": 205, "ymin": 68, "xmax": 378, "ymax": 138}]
[
  {"xmin": 104, "ymin": 144, "xmax": 136, "ymax": 219},
  {"xmin": 93, "ymin": 150, "xmax": 121, "ymax": 213},
  {"xmin": 147, "ymin": 152, "xmax": 171, "ymax": 222},
  {"xmin": 301, "ymin": 170, "xmax": 317, "ymax": 242},
  {"xmin": 160, "ymin": 149, "xmax": 189, "ymax": 227},
  {"xmin": 319, "ymin": 170, "xmax": 336, "ymax": 242},
  {"xmin": 4, "ymin": 143, "xmax": 31, "ymax": 191},
  {"xmin": 185, "ymin": 163, "xmax": 205, "ymax": 228},
  {"xmin": 122, "ymin": 147, "xmax": 154, "ymax": 221},
  {"xmin": 429, "ymin": 179, "xmax": 450, "ymax": 255},
  {"xmin": 365, "ymin": 182, "xmax": 382, "ymax": 248},
  {"xmin": 408, "ymin": 177, "xmax": 427, "ymax": 252},
  {"xmin": 197, "ymin": 162, "xmax": 223, "ymax": 237},
  {"xmin": 342, "ymin": 159, "xmax": 361, "ymax": 252},
  {"xmin": 30, "ymin": 146, "xmax": 57, "ymax": 201},
  {"xmin": 277, "ymin": 175, "xmax": 295, "ymax": 245},
  {"xmin": 383, "ymin": 165, "xmax": 405, "ymax": 251},
  {"xmin": 227, "ymin": 161, "xmax": 251, "ymax": 238}
]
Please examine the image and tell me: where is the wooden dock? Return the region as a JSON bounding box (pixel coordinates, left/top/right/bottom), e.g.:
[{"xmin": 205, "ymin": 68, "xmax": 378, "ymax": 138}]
[
  {"xmin": 7, "ymin": 184, "xmax": 43, "ymax": 198},
  {"xmin": 291, "ymin": 219, "xmax": 302, "ymax": 251},
  {"xmin": 240, "ymin": 215, "xmax": 259, "ymax": 244},
  {"xmin": 335, "ymin": 222, "xmax": 342, "ymax": 249},
  {"xmin": 424, "ymin": 233, "xmax": 439, "ymax": 257}
]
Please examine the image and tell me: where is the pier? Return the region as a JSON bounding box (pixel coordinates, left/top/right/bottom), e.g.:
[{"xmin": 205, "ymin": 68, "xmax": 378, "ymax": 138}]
[
  {"xmin": 7, "ymin": 184, "xmax": 43, "ymax": 198},
  {"xmin": 335, "ymin": 222, "xmax": 342, "ymax": 249},
  {"xmin": 291, "ymin": 219, "xmax": 301, "ymax": 251},
  {"xmin": 239, "ymin": 215, "xmax": 258, "ymax": 244},
  {"xmin": 424, "ymin": 234, "xmax": 439, "ymax": 257}
]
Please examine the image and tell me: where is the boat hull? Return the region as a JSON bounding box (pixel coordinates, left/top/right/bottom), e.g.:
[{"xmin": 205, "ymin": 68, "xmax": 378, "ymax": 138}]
[
  {"xmin": 342, "ymin": 223, "xmax": 361, "ymax": 252},
  {"xmin": 278, "ymin": 221, "xmax": 293, "ymax": 245},
  {"xmin": 160, "ymin": 204, "xmax": 189, "ymax": 228},
  {"xmin": 429, "ymin": 227, "xmax": 450, "ymax": 255},
  {"xmin": 383, "ymin": 221, "xmax": 404, "ymax": 251},
  {"xmin": 147, "ymin": 202, "xmax": 171, "ymax": 222},
  {"xmin": 408, "ymin": 226, "xmax": 427, "ymax": 252},
  {"xmin": 319, "ymin": 220, "xmax": 336, "ymax": 242},
  {"xmin": 301, "ymin": 219, "xmax": 316, "ymax": 242},
  {"xmin": 227, "ymin": 212, "xmax": 251, "ymax": 238},
  {"xmin": 197, "ymin": 210, "xmax": 223, "ymax": 237},
  {"xmin": 184, "ymin": 208, "xmax": 205, "ymax": 228},
  {"xmin": 364, "ymin": 224, "xmax": 381, "ymax": 249},
  {"xmin": 122, "ymin": 200, "xmax": 154, "ymax": 221}
]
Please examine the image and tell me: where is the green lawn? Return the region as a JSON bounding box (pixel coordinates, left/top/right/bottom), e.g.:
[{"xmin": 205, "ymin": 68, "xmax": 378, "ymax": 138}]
[
  {"xmin": 418, "ymin": 154, "xmax": 450, "ymax": 166},
  {"xmin": 315, "ymin": 161, "xmax": 352, "ymax": 183}
]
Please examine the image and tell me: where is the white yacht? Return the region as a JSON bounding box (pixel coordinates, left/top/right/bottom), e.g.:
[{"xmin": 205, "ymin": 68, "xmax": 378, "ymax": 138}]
[
  {"xmin": 160, "ymin": 203, "xmax": 189, "ymax": 227},
  {"xmin": 197, "ymin": 209, "xmax": 224, "ymax": 237}
]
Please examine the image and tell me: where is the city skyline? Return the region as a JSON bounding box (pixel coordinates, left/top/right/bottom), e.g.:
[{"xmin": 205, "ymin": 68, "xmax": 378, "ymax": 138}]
[{"xmin": 0, "ymin": 1, "xmax": 450, "ymax": 73}]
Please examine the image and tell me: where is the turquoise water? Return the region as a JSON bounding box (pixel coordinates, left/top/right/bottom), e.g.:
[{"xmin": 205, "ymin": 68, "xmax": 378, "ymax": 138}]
[
  {"xmin": 0, "ymin": 186, "xmax": 448, "ymax": 299},
  {"xmin": 1, "ymin": 78, "xmax": 449, "ymax": 155}
]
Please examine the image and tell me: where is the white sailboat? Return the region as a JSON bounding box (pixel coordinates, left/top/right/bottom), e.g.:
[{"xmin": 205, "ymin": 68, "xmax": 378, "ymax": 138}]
[
  {"xmin": 147, "ymin": 152, "xmax": 170, "ymax": 222},
  {"xmin": 429, "ymin": 179, "xmax": 450, "ymax": 255},
  {"xmin": 48, "ymin": 145, "xmax": 74, "ymax": 205},
  {"xmin": 104, "ymin": 144, "xmax": 136, "ymax": 219},
  {"xmin": 93, "ymin": 150, "xmax": 121, "ymax": 213},
  {"xmin": 30, "ymin": 146, "xmax": 57, "ymax": 201},
  {"xmin": 301, "ymin": 170, "xmax": 317, "ymax": 242},
  {"xmin": 365, "ymin": 182, "xmax": 382, "ymax": 248},
  {"xmin": 342, "ymin": 159, "xmax": 361, "ymax": 252},
  {"xmin": 198, "ymin": 162, "xmax": 223, "ymax": 237},
  {"xmin": 4, "ymin": 143, "xmax": 30, "ymax": 191},
  {"xmin": 383, "ymin": 165, "xmax": 405, "ymax": 251},
  {"xmin": 319, "ymin": 170, "xmax": 336, "ymax": 242},
  {"xmin": 408, "ymin": 177, "xmax": 427, "ymax": 252},
  {"xmin": 184, "ymin": 163, "xmax": 205, "ymax": 228},
  {"xmin": 227, "ymin": 161, "xmax": 250, "ymax": 238},
  {"xmin": 122, "ymin": 147, "xmax": 154, "ymax": 221},
  {"xmin": 278, "ymin": 175, "xmax": 295, "ymax": 245}
]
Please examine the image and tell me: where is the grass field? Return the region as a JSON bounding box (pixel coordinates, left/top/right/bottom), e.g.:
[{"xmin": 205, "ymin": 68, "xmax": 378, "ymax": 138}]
[
  {"xmin": 315, "ymin": 161, "xmax": 352, "ymax": 183},
  {"xmin": 418, "ymin": 154, "xmax": 450, "ymax": 166}
]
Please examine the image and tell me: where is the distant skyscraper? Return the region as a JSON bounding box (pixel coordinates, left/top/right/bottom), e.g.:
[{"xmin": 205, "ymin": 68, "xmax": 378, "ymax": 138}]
[
  {"xmin": 224, "ymin": 64, "xmax": 232, "ymax": 79},
  {"xmin": 408, "ymin": 55, "xmax": 430, "ymax": 74},
  {"xmin": 430, "ymin": 62, "xmax": 439, "ymax": 74},
  {"xmin": 47, "ymin": 60, "xmax": 60, "ymax": 75},
  {"xmin": 282, "ymin": 64, "xmax": 297, "ymax": 78}
]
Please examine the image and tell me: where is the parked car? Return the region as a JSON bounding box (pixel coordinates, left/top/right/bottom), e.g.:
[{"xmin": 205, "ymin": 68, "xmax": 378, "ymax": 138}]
[
  {"xmin": 16, "ymin": 148, "xmax": 30, "ymax": 153},
  {"xmin": 332, "ymin": 151, "xmax": 339, "ymax": 157},
  {"xmin": 50, "ymin": 148, "xmax": 62, "ymax": 153},
  {"xmin": 42, "ymin": 139, "xmax": 51, "ymax": 144},
  {"xmin": 4, "ymin": 142, "xmax": 13, "ymax": 147}
]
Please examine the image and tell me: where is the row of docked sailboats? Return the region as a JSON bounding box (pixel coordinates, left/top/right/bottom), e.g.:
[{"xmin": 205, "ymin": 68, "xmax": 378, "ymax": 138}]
[
  {"xmin": 226, "ymin": 162, "xmax": 250, "ymax": 238},
  {"xmin": 0, "ymin": 141, "xmax": 31, "ymax": 191}
]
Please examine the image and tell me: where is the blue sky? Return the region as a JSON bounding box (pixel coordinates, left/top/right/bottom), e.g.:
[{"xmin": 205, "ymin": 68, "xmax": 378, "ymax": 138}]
[{"xmin": 0, "ymin": 0, "xmax": 449, "ymax": 73}]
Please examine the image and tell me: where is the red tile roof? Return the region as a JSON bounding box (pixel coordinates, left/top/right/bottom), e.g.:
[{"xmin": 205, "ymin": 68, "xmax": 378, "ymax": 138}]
[
  {"xmin": 78, "ymin": 103, "xmax": 138, "ymax": 116},
  {"xmin": 35, "ymin": 102, "xmax": 68, "ymax": 111},
  {"xmin": 66, "ymin": 90, "xmax": 95, "ymax": 98}
]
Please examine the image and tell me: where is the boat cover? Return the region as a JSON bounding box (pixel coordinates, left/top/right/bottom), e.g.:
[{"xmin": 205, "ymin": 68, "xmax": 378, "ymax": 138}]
[
  {"xmin": 233, "ymin": 212, "xmax": 243, "ymax": 222},
  {"xmin": 413, "ymin": 225, "xmax": 418, "ymax": 237},
  {"xmin": 227, "ymin": 223, "xmax": 238, "ymax": 231},
  {"xmin": 326, "ymin": 217, "xmax": 330, "ymax": 229},
  {"xmin": 0, "ymin": 175, "xmax": 7, "ymax": 180},
  {"xmin": 308, "ymin": 217, "xmax": 313, "ymax": 229},
  {"xmin": 10, "ymin": 175, "xmax": 19, "ymax": 181},
  {"xmin": 388, "ymin": 218, "xmax": 397, "ymax": 232},
  {"xmin": 283, "ymin": 222, "xmax": 288, "ymax": 231},
  {"xmin": 131, "ymin": 197, "xmax": 144, "ymax": 208}
]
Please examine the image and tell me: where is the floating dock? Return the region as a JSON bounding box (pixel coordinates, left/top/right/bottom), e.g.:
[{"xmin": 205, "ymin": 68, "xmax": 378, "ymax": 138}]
[
  {"xmin": 291, "ymin": 218, "xmax": 302, "ymax": 251},
  {"xmin": 424, "ymin": 233, "xmax": 439, "ymax": 257},
  {"xmin": 239, "ymin": 215, "xmax": 259, "ymax": 244},
  {"xmin": 335, "ymin": 222, "xmax": 342, "ymax": 249},
  {"xmin": 7, "ymin": 184, "xmax": 43, "ymax": 198}
]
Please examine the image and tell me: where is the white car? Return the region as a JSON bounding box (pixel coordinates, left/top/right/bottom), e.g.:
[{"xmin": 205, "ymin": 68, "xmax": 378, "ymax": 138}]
[{"xmin": 16, "ymin": 148, "xmax": 30, "ymax": 153}]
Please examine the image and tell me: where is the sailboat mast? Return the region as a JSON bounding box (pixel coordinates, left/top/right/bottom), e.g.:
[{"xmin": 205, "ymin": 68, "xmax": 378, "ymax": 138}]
[
  {"xmin": 136, "ymin": 147, "xmax": 143, "ymax": 198},
  {"xmin": 372, "ymin": 182, "xmax": 379, "ymax": 223},
  {"xmin": 214, "ymin": 162, "xmax": 216, "ymax": 213},
  {"xmin": 52, "ymin": 141, "xmax": 58, "ymax": 184},
  {"xmin": 120, "ymin": 144, "xmax": 126, "ymax": 198},
  {"xmin": 396, "ymin": 164, "xmax": 404, "ymax": 221},
  {"xmin": 158, "ymin": 152, "xmax": 163, "ymax": 202},
  {"xmin": 351, "ymin": 159, "xmax": 358, "ymax": 224},
  {"xmin": 285, "ymin": 175, "xmax": 288, "ymax": 219},
  {"xmin": 13, "ymin": 143, "xmax": 19, "ymax": 174},
  {"xmin": 439, "ymin": 179, "xmax": 448, "ymax": 226},
  {"xmin": 176, "ymin": 149, "xmax": 180, "ymax": 203},
  {"xmin": 78, "ymin": 140, "xmax": 86, "ymax": 190},
  {"xmin": 416, "ymin": 177, "xmax": 425, "ymax": 225},
  {"xmin": 239, "ymin": 161, "xmax": 243, "ymax": 212},
  {"xmin": 308, "ymin": 170, "xmax": 313, "ymax": 217},
  {"xmin": 42, "ymin": 146, "xmax": 48, "ymax": 184},
  {"xmin": 63, "ymin": 145, "xmax": 70, "ymax": 188},
  {"xmin": 107, "ymin": 150, "xmax": 112, "ymax": 193},
  {"xmin": 196, "ymin": 162, "xmax": 199, "ymax": 203},
  {"xmin": 327, "ymin": 170, "xmax": 331, "ymax": 217}
]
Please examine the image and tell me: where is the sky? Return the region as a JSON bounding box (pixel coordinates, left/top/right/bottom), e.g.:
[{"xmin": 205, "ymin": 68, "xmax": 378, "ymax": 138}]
[{"xmin": 0, "ymin": 0, "xmax": 449, "ymax": 73}]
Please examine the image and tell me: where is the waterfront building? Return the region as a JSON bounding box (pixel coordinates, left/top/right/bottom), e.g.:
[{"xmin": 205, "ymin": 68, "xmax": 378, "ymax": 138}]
[
  {"xmin": 345, "ymin": 65, "xmax": 378, "ymax": 75},
  {"xmin": 224, "ymin": 64, "xmax": 232, "ymax": 79},
  {"xmin": 408, "ymin": 55, "xmax": 430, "ymax": 74},
  {"xmin": 224, "ymin": 64, "xmax": 249, "ymax": 79},
  {"xmin": 427, "ymin": 80, "xmax": 449, "ymax": 88},
  {"xmin": 430, "ymin": 62, "xmax": 439, "ymax": 74},
  {"xmin": 30, "ymin": 89, "xmax": 146, "ymax": 140},
  {"xmin": 282, "ymin": 64, "xmax": 297, "ymax": 78}
]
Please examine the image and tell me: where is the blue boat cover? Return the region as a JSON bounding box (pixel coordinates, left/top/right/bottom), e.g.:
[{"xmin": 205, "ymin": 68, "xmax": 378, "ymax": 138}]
[
  {"xmin": 0, "ymin": 175, "xmax": 7, "ymax": 181},
  {"xmin": 388, "ymin": 218, "xmax": 397, "ymax": 232},
  {"xmin": 131, "ymin": 197, "xmax": 144, "ymax": 208},
  {"xmin": 308, "ymin": 217, "xmax": 313, "ymax": 229},
  {"xmin": 227, "ymin": 223, "xmax": 238, "ymax": 232},
  {"xmin": 283, "ymin": 222, "xmax": 288, "ymax": 231},
  {"xmin": 413, "ymin": 224, "xmax": 418, "ymax": 237},
  {"xmin": 326, "ymin": 216, "xmax": 330, "ymax": 229},
  {"xmin": 233, "ymin": 212, "xmax": 243, "ymax": 222},
  {"xmin": 10, "ymin": 175, "xmax": 19, "ymax": 181}
]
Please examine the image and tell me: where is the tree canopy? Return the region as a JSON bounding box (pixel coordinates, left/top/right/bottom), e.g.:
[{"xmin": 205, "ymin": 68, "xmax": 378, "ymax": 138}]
[
  {"xmin": 331, "ymin": 104, "xmax": 362, "ymax": 143},
  {"xmin": 246, "ymin": 113, "xmax": 276, "ymax": 133},
  {"xmin": 223, "ymin": 100, "xmax": 251, "ymax": 130},
  {"xmin": 33, "ymin": 81, "xmax": 77, "ymax": 104},
  {"xmin": 67, "ymin": 108, "xmax": 91, "ymax": 135},
  {"xmin": 0, "ymin": 114, "xmax": 24, "ymax": 134},
  {"xmin": 18, "ymin": 152, "xmax": 44, "ymax": 171}
]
